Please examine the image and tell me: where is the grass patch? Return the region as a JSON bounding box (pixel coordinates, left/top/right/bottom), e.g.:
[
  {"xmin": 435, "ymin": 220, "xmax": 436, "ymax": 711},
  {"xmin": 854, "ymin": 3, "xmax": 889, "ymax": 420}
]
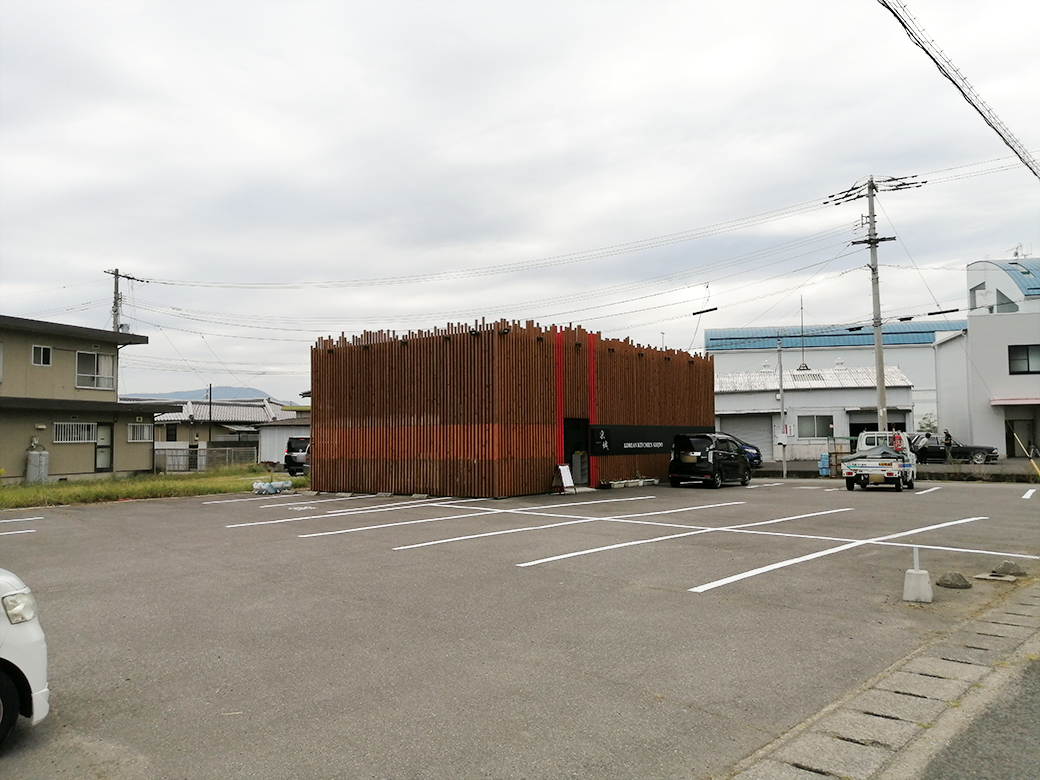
[{"xmin": 0, "ymin": 468, "xmax": 309, "ymax": 510}]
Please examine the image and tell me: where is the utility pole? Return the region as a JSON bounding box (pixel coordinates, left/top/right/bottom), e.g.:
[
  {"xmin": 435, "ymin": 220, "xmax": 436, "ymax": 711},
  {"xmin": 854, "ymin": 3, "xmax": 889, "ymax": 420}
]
[
  {"xmin": 777, "ymin": 335, "xmax": 787, "ymax": 478},
  {"xmin": 104, "ymin": 269, "xmax": 145, "ymax": 333},
  {"xmin": 848, "ymin": 178, "xmax": 896, "ymax": 431},
  {"xmin": 107, "ymin": 268, "xmax": 121, "ymax": 333}
]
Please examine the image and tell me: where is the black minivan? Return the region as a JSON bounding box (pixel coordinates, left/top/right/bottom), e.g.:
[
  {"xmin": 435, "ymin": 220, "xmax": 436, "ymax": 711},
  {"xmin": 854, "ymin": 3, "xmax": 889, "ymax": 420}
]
[
  {"xmin": 668, "ymin": 433, "xmax": 752, "ymax": 488},
  {"xmin": 284, "ymin": 436, "xmax": 310, "ymax": 476}
]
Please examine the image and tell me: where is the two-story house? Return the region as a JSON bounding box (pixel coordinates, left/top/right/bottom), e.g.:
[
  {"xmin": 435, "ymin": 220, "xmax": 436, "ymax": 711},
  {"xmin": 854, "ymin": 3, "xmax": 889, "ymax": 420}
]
[{"xmin": 0, "ymin": 315, "xmax": 174, "ymax": 483}]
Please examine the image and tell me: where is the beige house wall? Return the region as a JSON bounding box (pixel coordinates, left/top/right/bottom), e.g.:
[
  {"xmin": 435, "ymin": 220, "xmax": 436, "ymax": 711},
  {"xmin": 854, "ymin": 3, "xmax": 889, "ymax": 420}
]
[
  {"xmin": 1, "ymin": 409, "xmax": 155, "ymax": 483},
  {"xmin": 0, "ymin": 328, "xmax": 121, "ymax": 402}
]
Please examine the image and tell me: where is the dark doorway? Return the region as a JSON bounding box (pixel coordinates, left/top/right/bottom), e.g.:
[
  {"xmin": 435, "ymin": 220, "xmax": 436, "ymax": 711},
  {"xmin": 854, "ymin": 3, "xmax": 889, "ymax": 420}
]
[{"xmin": 563, "ymin": 418, "xmax": 590, "ymax": 485}]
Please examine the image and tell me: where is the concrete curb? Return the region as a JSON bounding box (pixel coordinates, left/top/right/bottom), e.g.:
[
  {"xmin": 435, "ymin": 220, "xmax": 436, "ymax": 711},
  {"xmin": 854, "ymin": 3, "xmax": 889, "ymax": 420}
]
[{"xmin": 726, "ymin": 580, "xmax": 1040, "ymax": 780}]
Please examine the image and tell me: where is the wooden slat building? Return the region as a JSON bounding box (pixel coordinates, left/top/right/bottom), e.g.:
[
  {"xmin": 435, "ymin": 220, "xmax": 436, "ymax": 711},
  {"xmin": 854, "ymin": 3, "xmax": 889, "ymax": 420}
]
[{"xmin": 311, "ymin": 320, "xmax": 714, "ymax": 498}]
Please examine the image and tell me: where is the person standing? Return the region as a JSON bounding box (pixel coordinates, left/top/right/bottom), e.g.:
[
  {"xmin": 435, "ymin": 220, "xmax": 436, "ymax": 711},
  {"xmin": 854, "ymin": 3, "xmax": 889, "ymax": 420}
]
[
  {"xmin": 943, "ymin": 429, "xmax": 953, "ymax": 462},
  {"xmin": 915, "ymin": 432, "xmax": 932, "ymax": 464}
]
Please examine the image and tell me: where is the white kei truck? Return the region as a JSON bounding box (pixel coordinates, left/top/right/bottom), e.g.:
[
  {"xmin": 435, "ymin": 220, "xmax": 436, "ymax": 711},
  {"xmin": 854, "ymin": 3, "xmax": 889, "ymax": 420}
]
[{"xmin": 841, "ymin": 431, "xmax": 918, "ymax": 492}]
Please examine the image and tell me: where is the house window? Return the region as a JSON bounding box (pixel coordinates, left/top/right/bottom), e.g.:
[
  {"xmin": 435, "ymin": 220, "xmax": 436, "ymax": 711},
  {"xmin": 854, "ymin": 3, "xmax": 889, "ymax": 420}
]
[
  {"xmin": 53, "ymin": 422, "xmax": 98, "ymax": 443},
  {"xmin": 76, "ymin": 351, "xmax": 115, "ymax": 389},
  {"xmin": 797, "ymin": 415, "xmax": 834, "ymax": 438},
  {"xmin": 1009, "ymin": 345, "xmax": 1040, "ymax": 375},
  {"xmin": 128, "ymin": 423, "xmax": 154, "ymax": 443},
  {"xmin": 33, "ymin": 345, "xmax": 52, "ymax": 366},
  {"xmin": 165, "ymin": 423, "xmax": 178, "ymax": 442}
]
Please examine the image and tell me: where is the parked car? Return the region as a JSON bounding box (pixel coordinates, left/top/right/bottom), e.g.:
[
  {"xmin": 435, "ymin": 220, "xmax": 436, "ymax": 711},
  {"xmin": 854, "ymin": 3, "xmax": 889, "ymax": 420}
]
[
  {"xmin": 284, "ymin": 436, "xmax": 310, "ymax": 476},
  {"xmin": 668, "ymin": 432, "xmax": 752, "ymax": 488},
  {"xmin": 1, "ymin": 569, "xmax": 49, "ymax": 746},
  {"xmin": 718, "ymin": 432, "xmax": 763, "ymax": 468},
  {"xmin": 911, "ymin": 434, "xmax": 998, "ymax": 465}
]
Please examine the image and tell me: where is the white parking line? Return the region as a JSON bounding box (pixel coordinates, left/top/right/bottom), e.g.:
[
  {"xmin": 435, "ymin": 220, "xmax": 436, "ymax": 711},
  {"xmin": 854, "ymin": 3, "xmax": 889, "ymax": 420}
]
[
  {"xmin": 394, "ymin": 517, "xmax": 604, "ymax": 549},
  {"xmin": 204, "ymin": 494, "xmax": 302, "ymax": 504},
  {"xmin": 299, "ymin": 509, "xmax": 497, "ymax": 537},
  {"xmin": 1024, "ymin": 489, "xmax": 1036, "ymax": 500},
  {"xmin": 226, "ymin": 497, "xmax": 481, "ymax": 528},
  {"xmin": 395, "ymin": 501, "xmax": 744, "ymax": 550},
  {"xmin": 744, "ymin": 482, "xmax": 783, "ymax": 489},
  {"xmin": 516, "ymin": 508, "xmax": 851, "ymax": 568},
  {"xmin": 915, "ymin": 487, "xmax": 942, "ymax": 495},
  {"xmin": 688, "ymin": 516, "xmax": 986, "ymax": 593},
  {"xmin": 0, "ymin": 529, "xmax": 35, "ymax": 536},
  {"xmin": 0, "ymin": 516, "xmax": 43, "ymax": 524},
  {"xmin": 714, "ymin": 527, "xmax": 1039, "ymax": 560},
  {"xmin": 555, "ymin": 515, "xmax": 1037, "ymax": 562},
  {"xmin": 297, "ymin": 496, "xmax": 656, "ymax": 538}
]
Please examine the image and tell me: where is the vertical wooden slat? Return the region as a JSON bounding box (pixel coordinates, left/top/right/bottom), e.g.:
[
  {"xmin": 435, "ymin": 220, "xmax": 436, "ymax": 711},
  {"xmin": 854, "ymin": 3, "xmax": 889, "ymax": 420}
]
[{"xmin": 310, "ymin": 321, "xmax": 713, "ymax": 498}]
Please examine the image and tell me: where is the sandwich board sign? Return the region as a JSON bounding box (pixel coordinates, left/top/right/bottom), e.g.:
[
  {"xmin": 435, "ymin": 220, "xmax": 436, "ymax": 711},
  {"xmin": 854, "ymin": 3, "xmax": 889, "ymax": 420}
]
[{"xmin": 552, "ymin": 464, "xmax": 576, "ymax": 494}]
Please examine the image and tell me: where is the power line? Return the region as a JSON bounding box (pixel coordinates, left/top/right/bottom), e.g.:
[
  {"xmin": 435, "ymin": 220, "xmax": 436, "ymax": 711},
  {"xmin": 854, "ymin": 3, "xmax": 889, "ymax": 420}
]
[
  {"xmin": 877, "ymin": 0, "xmax": 1040, "ymax": 180},
  {"xmin": 124, "ymin": 225, "xmax": 860, "ymax": 331},
  {"xmin": 131, "ymin": 200, "xmax": 843, "ymax": 290}
]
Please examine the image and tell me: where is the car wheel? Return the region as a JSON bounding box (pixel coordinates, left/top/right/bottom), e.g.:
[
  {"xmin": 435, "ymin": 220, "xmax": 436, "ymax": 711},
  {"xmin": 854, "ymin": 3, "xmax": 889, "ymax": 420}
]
[
  {"xmin": 894, "ymin": 476, "xmax": 903, "ymax": 492},
  {"xmin": 970, "ymin": 451, "xmax": 987, "ymax": 465},
  {"xmin": 669, "ymin": 477, "xmax": 682, "ymax": 488},
  {"xmin": 739, "ymin": 467, "xmax": 751, "ymax": 486},
  {"xmin": 707, "ymin": 469, "xmax": 723, "ymax": 489},
  {"xmin": 906, "ymin": 477, "xmax": 914, "ymax": 489},
  {"xmin": 0, "ymin": 671, "xmax": 19, "ymax": 747},
  {"xmin": 846, "ymin": 478, "xmax": 856, "ymax": 491}
]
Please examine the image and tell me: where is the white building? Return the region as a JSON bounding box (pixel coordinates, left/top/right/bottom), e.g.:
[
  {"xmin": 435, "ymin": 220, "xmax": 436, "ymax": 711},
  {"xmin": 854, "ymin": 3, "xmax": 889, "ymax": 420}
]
[
  {"xmin": 706, "ymin": 322, "xmax": 964, "ymax": 427},
  {"xmin": 936, "ymin": 258, "xmax": 1040, "ymax": 457},
  {"xmin": 714, "ymin": 364, "xmax": 914, "ymax": 461}
]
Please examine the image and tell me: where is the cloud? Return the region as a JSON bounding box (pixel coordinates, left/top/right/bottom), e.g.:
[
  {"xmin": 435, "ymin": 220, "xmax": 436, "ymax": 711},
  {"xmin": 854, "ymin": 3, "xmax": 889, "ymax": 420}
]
[{"xmin": 1, "ymin": 0, "xmax": 1037, "ymax": 401}]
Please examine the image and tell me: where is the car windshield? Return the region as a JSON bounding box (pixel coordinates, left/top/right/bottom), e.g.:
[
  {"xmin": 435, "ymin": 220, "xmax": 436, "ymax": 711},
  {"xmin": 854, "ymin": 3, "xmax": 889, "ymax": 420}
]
[{"xmin": 675, "ymin": 435, "xmax": 713, "ymax": 452}]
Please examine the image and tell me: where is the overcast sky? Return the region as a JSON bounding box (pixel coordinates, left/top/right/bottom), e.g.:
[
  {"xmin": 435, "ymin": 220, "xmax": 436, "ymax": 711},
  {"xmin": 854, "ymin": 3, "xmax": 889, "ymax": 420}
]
[{"xmin": 1, "ymin": 0, "xmax": 1038, "ymax": 402}]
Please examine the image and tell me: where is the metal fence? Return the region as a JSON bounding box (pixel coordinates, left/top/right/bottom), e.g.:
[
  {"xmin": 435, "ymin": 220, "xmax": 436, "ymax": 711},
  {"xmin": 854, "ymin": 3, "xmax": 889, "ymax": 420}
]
[{"xmin": 154, "ymin": 447, "xmax": 257, "ymax": 472}]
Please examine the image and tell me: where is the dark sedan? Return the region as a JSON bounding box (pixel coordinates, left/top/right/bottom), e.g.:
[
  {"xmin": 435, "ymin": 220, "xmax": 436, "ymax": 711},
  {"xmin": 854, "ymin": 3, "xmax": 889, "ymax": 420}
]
[
  {"xmin": 718, "ymin": 432, "xmax": 764, "ymax": 468},
  {"xmin": 912, "ymin": 435, "xmax": 998, "ymax": 464}
]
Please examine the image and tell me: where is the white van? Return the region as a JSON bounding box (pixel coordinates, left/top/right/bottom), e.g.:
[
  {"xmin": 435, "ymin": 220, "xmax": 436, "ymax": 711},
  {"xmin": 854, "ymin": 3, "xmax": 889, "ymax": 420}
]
[{"xmin": 857, "ymin": 430, "xmax": 927, "ymax": 452}]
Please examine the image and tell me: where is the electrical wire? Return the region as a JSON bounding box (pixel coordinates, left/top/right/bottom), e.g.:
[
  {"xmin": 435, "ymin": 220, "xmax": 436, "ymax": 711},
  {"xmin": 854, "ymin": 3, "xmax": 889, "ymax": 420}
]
[
  {"xmin": 133, "ymin": 200, "xmax": 841, "ymax": 290},
  {"xmin": 123, "ymin": 224, "xmax": 860, "ymax": 332}
]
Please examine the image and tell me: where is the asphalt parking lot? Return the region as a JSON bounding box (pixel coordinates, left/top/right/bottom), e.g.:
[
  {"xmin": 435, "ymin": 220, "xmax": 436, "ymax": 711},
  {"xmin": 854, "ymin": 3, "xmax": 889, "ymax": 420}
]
[{"xmin": 1, "ymin": 477, "xmax": 1037, "ymax": 779}]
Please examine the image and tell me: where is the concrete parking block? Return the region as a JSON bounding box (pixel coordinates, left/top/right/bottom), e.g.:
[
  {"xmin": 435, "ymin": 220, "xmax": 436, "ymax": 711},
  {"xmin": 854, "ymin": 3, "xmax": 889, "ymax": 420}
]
[
  {"xmin": 814, "ymin": 709, "xmax": 922, "ymax": 750},
  {"xmin": 731, "ymin": 759, "xmax": 832, "ymax": 780},
  {"xmin": 774, "ymin": 732, "xmax": 892, "ymax": 780},
  {"xmin": 875, "ymin": 671, "xmax": 971, "ymax": 701},
  {"xmin": 902, "ymin": 656, "xmax": 989, "ymax": 682},
  {"xmin": 845, "ymin": 688, "xmax": 949, "ymax": 724}
]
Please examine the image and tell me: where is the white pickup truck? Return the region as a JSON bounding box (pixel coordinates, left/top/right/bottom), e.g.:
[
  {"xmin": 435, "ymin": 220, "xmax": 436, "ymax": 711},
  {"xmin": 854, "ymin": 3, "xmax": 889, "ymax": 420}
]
[{"xmin": 842, "ymin": 431, "xmax": 917, "ymax": 491}]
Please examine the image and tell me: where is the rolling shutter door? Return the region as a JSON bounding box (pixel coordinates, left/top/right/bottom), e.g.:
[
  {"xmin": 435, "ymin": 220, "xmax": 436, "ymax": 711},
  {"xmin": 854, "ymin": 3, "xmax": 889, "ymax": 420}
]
[{"xmin": 718, "ymin": 415, "xmax": 774, "ymax": 461}]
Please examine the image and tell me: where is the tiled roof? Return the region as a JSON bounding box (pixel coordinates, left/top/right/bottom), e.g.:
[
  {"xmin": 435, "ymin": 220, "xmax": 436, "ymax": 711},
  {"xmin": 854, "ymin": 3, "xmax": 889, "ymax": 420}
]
[
  {"xmin": 140, "ymin": 398, "xmax": 298, "ymax": 424},
  {"xmin": 716, "ymin": 365, "xmax": 912, "ymax": 393}
]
